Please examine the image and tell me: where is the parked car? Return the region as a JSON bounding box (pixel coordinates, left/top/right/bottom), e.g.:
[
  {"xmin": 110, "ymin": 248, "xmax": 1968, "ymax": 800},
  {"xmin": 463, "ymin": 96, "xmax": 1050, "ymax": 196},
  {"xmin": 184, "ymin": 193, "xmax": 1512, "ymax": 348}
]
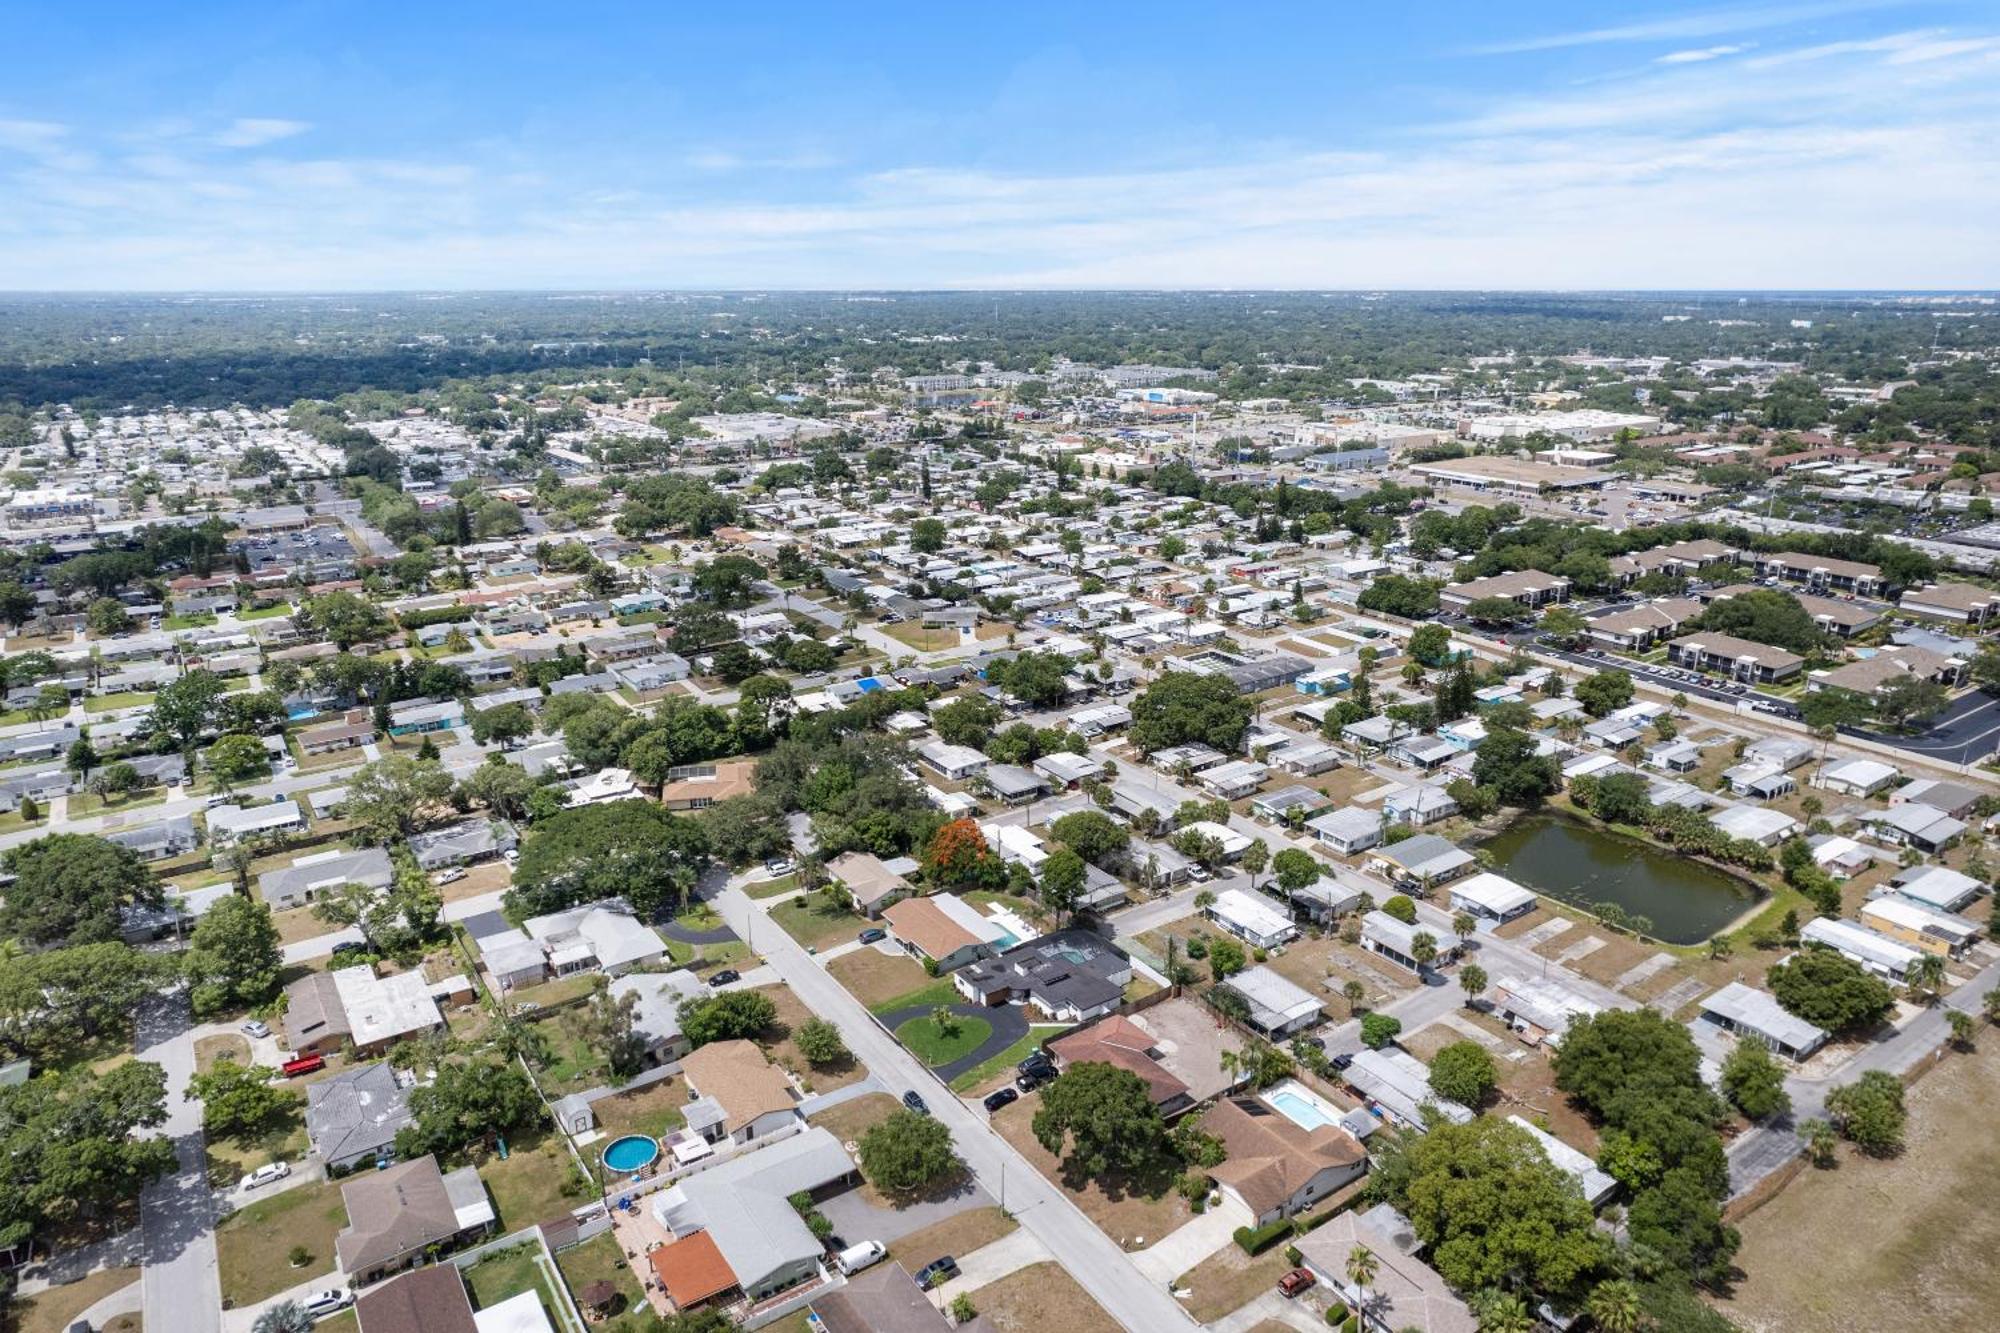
[
  {"xmin": 330, "ymin": 941, "xmax": 369, "ymax": 959},
  {"xmin": 835, "ymin": 1240, "xmax": 886, "ymax": 1276},
  {"xmin": 764, "ymin": 857, "xmax": 797, "ymax": 875},
  {"xmin": 1017, "ymin": 1052, "xmax": 1055, "ymax": 1076},
  {"xmin": 241, "ymin": 1019, "xmax": 271, "ymax": 1039},
  {"xmin": 1330, "ymin": 1052, "xmax": 1354, "ymax": 1072},
  {"xmin": 708, "ymin": 969, "xmax": 741, "ymax": 987},
  {"xmin": 1278, "ymin": 1268, "xmax": 1316, "ymax": 1298},
  {"xmin": 240, "ymin": 1161, "xmax": 292, "ymax": 1191},
  {"xmin": 902, "ymin": 1090, "xmax": 930, "ymax": 1116},
  {"xmin": 1186, "ymin": 865, "xmax": 1213, "ymax": 883},
  {"xmin": 434, "ymin": 867, "xmax": 467, "ymax": 885},
  {"xmin": 302, "ymin": 1289, "xmax": 353, "ymax": 1319},
  {"xmin": 858, "ymin": 927, "xmax": 886, "ymax": 945},
  {"xmin": 1015, "ymin": 1067, "xmax": 1053, "ymax": 1094},
  {"xmin": 914, "ymin": 1256, "xmax": 959, "ymax": 1289},
  {"xmin": 982, "ymin": 1087, "xmax": 1019, "ymax": 1114}
]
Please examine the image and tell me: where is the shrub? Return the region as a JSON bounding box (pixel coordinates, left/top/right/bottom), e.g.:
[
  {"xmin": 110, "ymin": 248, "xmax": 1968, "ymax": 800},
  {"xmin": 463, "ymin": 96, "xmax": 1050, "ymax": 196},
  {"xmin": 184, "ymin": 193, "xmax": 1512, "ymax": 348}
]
[
  {"xmin": 1382, "ymin": 894, "xmax": 1418, "ymax": 924},
  {"xmin": 1234, "ymin": 1218, "xmax": 1296, "ymax": 1255},
  {"xmin": 1360, "ymin": 1012, "xmax": 1403, "ymax": 1049}
]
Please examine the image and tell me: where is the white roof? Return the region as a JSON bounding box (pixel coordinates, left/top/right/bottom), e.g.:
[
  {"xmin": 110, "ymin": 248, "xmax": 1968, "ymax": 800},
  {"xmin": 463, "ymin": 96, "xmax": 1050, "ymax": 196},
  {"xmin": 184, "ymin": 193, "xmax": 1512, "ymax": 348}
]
[
  {"xmin": 1210, "ymin": 887, "xmax": 1295, "ymax": 939},
  {"xmin": 1800, "ymin": 917, "xmax": 1922, "ymax": 972},
  {"xmin": 1701, "ymin": 980, "xmax": 1830, "ymax": 1052},
  {"xmin": 1347, "ymin": 1047, "xmax": 1473, "ymax": 1126},
  {"xmin": 1493, "ymin": 974, "xmax": 1601, "ymax": 1037},
  {"xmin": 1448, "ymin": 872, "xmax": 1537, "ymax": 916},
  {"xmin": 208, "ymin": 799, "xmax": 303, "ymax": 837},
  {"xmin": 1362, "ymin": 910, "xmax": 1462, "ymax": 957},
  {"xmin": 1506, "ymin": 1116, "xmax": 1617, "ymax": 1205},
  {"xmin": 330, "ymin": 965, "xmax": 441, "ymax": 1049},
  {"xmin": 473, "ymin": 1290, "xmax": 555, "ymax": 1333},
  {"xmin": 1860, "ymin": 896, "xmax": 1977, "ymax": 940},
  {"xmin": 1892, "ymin": 864, "xmax": 1984, "ymax": 910},
  {"xmin": 1226, "ymin": 965, "xmax": 1321, "ymax": 1027},
  {"xmin": 1182, "ymin": 819, "xmax": 1253, "ymax": 855},
  {"xmin": 1711, "ymin": 805, "xmax": 1800, "ymax": 842},
  {"xmin": 1822, "ymin": 758, "xmax": 1898, "ymax": 788}
]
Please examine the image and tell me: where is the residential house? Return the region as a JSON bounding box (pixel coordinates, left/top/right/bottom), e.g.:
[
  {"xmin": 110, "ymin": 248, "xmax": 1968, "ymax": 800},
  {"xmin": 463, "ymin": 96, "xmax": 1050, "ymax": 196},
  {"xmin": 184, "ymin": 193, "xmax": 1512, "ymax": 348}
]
[
  {"xmin": 1859, "ymin": 896, "xmax": 1980, "ymax": 958},
  {"xmin": 1365, "ymin": 834, "xmax": 1474, "ymax": 891},
  {"xmin": 1862, "ymin": 803, "xmax": 1965, "ymax": 855},
  {"xmin": 207, "ymin": 799, "xmax": 307, "ymax": 846},
  {"xmin": 1699, "ymin": 981, "xmax": 1830, "ymax": 1060},
  {"xmin": 335, "ymin": 1155, "xmax": 496, "ymax": 1286},
  {"xmin": 953, "ymin": 929, "xmax": 1131, "ymax": 1023},
  {"xmin": 1345, "ymin": 1048, "xmax": 1473, "ymax": 1128},
  {"xmin": 679, "ymin": 1039, "xmax": 803, "ymax": 1147},
  {"xmin": 1799, "ymin": 917, "xmax": 1922, "ymax": 982},
  {"xmin": 282, "ymin": 972, "xmax": 353, "ymax": 1059},
  {"xmin": 1360, "ymin": 911, "xmax": 1462, "ymax": 973},
  {"xmin": 659, "ymin": 759, "xmax": 757, "ymax": 810},
  {"xmin": 1492, "ymin": 974, "xmax": 1602, "ymax": 1045},
  {"xmin": 828, "ymin": 851, "xmax": 912, "ymax": 918},
  {"xmin": 1047, "ymin": 1015, "xmax": 1195, "ymax": 1118},
  {"xmin": 608, "ymin": 969, "xmax": 709, "ymax": 1067},
  {"xmin": 260, "ymin": 847, "xmax": 393, "ymax": 911},
  {"xmin": 1890, "ymin": 864, "xmax": 1987, "ymax": 913},
  {"xmin": 1207, "ymin": 887, "xmax": 1298, "ymax": 950},
  {"xmin": 1305, "ymin": 806, "xmax": 1383, "ymax": 856},
  {"xmin": 1202, "ymin": 1096, "xmax": 1367, "ymax": 1226},
  {"xmin": 1296, "ymin": 1205, "xmax": 1476, "ymax": 1333},
  {"xmin": 353, "ymin": 1265, "xmax": 479, "ymax": 1333},
  {"xmin": 1506, "ymin": 1116, "xmax": 1618, "ymax": 1208},
  {"xmin": 1222, "ymin": 966, "xmax": 1322, "ymax": 1038},
  {"xmin": 409, "ymin": 818, "xmax": 517, "ymax": 869},
  {"xmin": 306, "ymin": 1062, "xmax": 414, "ymax": 1172},
  {"xmin": 881, "ymin": 895, "xmax": 1006, "ymax": 972},
  {"xmin": 1445, "ymin": 872, "xmax": 1537, "ymax": 925},
  {"xmin": 1383, "ymin": 783, "xmax": 1459, "ymax": 827},
  {"xmin": 916, "ymin": 741, "xmax": 988, "ymax": 782}
]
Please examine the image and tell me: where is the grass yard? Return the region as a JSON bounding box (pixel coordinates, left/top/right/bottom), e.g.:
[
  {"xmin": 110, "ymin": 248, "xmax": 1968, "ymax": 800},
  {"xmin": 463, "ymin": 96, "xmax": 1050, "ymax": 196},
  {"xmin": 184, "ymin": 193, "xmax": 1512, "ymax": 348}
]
[
  {"xmin": 895, "ymin": 1011, "xmax": 993, "ymax": 1065},
  {"xmin": 828, "ymin": 947, "xmax": 930, "ymax": 1009},
  {"xmin": 949, "ymin": 1025, "xmax": 1065, "ymax": 1093},
  {"xmin": 868, "ymin": 977, "xmax": 961, "ymax": 1018},
  {"xmin": 589, "ymin": 1076, "xmax": 687, "ymax": 1143},
  {"xmin": 1717, "ymin": 1041, "xmax": 2000, "ymax": 1333},
  {"xmin": 968, "ymin": 1261, "xmax": 1124, "ymax": 1333},
  {"xmin": 237, "ymin": 601, "xmax": 293, "ymax": 620},
  {"xmin": 888, "ymin": 1206, "xmax": 1018, "ymax": 1271},
  {"xmin": 10, "ymin": 1266, "xmax": 138, "ymax": 1333},
  {"xmin": 768, "ymin": 894, "xmax": 865, "ymax": 950},
  {"xmin": 553, "ymin": 1231, "xmax": 653, "ymax": 1332},
  {"xmin": 806, "ymin": 1091, "xmax": 901, "ymax": 1146},
  {"xmin": 989, "ymin": 1097, "xmax": 1188, "ymax": 1247},
  {"xmin": 215, "ymin": 1178, "xmax": 346, "ymax": 1306},
  {"xmin": 205, "ymin": 1095, "xmax": 309, "ymax": 1189},
  {"xmin": 468, "ymin": 1128, "xmax": 591, "ymax": 1233},
  {"xmin": 463, "ymin": 1241, "xmax": 569, "ymax": 1327},
  {"xmin": 83, "ymin": 690, "xmax": 157, "ymax": 714},
  {"xmin": 68, "ymin": 786, "xmax": 168, "ymax": 815},
  {"xmin": 743, "ymin": 874, "xmax": 798, "ymax": 899},
  {"xmin": 755, "ymin": 983, "xmax": 865, "ymax": 1092},
  {"xmin": 194, "ymin": 1033, "xmax": 251, "ymax": 1073},
  {"xmin": 1173, "ymin": 1240, "xmax": 1296, "ymax": 1323}
]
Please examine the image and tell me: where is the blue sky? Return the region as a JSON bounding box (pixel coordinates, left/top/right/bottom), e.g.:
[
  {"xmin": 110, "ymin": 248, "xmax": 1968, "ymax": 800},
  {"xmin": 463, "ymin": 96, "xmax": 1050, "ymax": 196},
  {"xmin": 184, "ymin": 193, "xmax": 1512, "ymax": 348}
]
[{"xmin": 1, "ymin": 1, "xmax": 1996, "ymax": 289}]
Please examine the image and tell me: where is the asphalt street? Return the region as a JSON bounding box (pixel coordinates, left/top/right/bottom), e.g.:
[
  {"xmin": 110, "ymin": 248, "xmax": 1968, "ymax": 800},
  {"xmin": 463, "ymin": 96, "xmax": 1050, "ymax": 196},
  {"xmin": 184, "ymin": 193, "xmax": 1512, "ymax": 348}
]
[{"xmin": 136, "ymin": 992, "xmax": 222, "ymax": 1333}]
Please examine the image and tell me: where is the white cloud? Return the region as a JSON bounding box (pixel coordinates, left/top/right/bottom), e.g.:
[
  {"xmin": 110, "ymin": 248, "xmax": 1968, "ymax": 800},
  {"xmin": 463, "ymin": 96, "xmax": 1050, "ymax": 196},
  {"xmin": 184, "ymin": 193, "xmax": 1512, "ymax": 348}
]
[
  {"xmin": 1658, "ymin": 44, "xmax": 1751, "ymax": 63},
  {"xmin": 214, "ymin": 118, "xmax": 311, "ymax": 149},
  {"xmin": 1463, "ymin": 0, "xmax": 1905, "ymax": 55}
]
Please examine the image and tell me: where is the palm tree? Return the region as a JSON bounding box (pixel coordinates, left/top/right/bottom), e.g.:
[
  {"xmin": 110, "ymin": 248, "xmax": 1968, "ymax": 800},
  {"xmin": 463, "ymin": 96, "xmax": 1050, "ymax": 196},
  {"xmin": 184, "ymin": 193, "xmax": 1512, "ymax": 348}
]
[
  {"xmin": 1452, "ymin": 909, "xmax": 1477, "ymax": 939},
  {"xmin": 1586, "ymin": 1279, "xmax": 1643, "ymax": 1333},
  {"xmin": 1410, "ymin": 931, "xmax": 1438, "ymax": 972},
  {"xmin": 1907, "ymin": 953, "xmax": 1946, "ymax": 1005},
  {"xmin": 1472, "ymin": 1289, "xmax": 1533, "ymax": 1333},
  {"xmin": 1345, "ymin": 1245, "xmax": 1379, "ymax": 1326},
  {"xmin": 1801, "ymin": 1117, "xmax": 1838, "ymax": 1167},
  {"xmin": 1218, "ymin": 1047, "xmax": 1243, "ymax": 1087}
]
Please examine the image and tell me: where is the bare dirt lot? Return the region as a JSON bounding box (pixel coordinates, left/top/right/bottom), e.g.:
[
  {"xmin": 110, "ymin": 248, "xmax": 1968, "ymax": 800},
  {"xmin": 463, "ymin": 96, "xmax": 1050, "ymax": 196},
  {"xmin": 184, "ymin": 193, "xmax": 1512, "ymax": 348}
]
[
  {"xmin": 1717, "ymin": 1041, "xmax": 2000, "ymax": 1333},
  {"xmin": 969, "ymin": 1260, "xmax": 1124, "ymax": 1333},
  {"xmin": 988, "ymin": 1096, "xmax": 1188, "ymax": 1247}
]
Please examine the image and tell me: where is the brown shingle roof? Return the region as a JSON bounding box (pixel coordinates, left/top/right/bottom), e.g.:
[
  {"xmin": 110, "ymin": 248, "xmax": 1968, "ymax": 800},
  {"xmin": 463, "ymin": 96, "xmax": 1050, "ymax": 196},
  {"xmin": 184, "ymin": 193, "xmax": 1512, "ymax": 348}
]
[
  {"xmin": 354, "ymin": 1265, "xmax": 478, "ymax": 1333},
  {"xmin": 335, "ymin": 1156, "xmax": 461, "ymax": 1275},
  {"xmin": 679, "ymin": 1039, "xmax": 796, "ymax": 1134},
  {"xmin": 1202, "ymin": 1097, "xmax": 1366, "ymax": 1217}
]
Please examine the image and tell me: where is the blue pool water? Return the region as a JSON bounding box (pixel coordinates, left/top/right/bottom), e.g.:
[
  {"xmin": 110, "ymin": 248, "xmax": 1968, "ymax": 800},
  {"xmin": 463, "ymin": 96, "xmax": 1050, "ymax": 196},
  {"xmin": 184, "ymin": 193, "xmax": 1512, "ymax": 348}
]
[
  {"xmin": 602, "ymin": 1135, "xmax": 660, "ymax": 1174},
  {"xmin": 1266, "ymin": 1089, "xmax": 1340, "ymax": 1132}
]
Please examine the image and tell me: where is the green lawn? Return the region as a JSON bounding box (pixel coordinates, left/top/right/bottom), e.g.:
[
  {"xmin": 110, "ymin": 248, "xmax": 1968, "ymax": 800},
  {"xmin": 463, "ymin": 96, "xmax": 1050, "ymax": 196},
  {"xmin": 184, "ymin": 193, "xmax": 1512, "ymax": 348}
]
[
  {"xmin": 869, "ymin": 978, "xmax": 961, "ymax": 1017},
  {"xmin": 237, "ymin": 602, "xmax": 293, "ymax": 620},
  {"xmin": 769, "ymin": 895, "xmax": 864, "ymax": 949},
  {"xmin": 215, "ymin": 1178, "xmax": 346, "ymax": 1306},
  {"xmin": 895, "ymin": 1012, "xmax": 993, "ymax": 1065},
  {"xmin": 553, "ymin": 1232, "xmax": 654, "ymax": 1331},
  {"xmin": 744, "ymin": 874, "xmax": 799, "ymax": 899},
  {"xmin": 69, "ymin": 786, "xmax": 169, "ymax": 816},
  {"xmin": 163, "ymin": 613, "xmax": 217, "ymax": 630},
  {"xmin": 464, "ymin": 1241, "xmax": 564, "ymax": 1320},
  {"xmin": 84, "ymin": 690, "xmax": 157, "ymax": 713},
  {"xmin": 470, "ymin": 1128, "xmax": 591, "ymax": 1233},
  {"xmin": 948, "ymin": 1024, "xmax": 1066, "ymax": 1093}
]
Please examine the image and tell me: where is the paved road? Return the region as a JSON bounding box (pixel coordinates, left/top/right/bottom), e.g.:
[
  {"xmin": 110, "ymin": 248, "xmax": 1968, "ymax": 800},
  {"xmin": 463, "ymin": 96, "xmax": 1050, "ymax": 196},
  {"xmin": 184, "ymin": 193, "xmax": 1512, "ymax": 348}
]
[
  {"xmin": 1840, "ymin": 688, "xmax": 2000, "ymax": 765},
  {"xmin": 1727, "ymin": 950, "xmax": 2000, "ymax": 1196},
  {"xmin": 136, "ymin": 992, "xmax": 222, "ymax": 1333},
  {"xmin": 705, "ymin": 867, "xmax": 1200, "ymax": 1333}
]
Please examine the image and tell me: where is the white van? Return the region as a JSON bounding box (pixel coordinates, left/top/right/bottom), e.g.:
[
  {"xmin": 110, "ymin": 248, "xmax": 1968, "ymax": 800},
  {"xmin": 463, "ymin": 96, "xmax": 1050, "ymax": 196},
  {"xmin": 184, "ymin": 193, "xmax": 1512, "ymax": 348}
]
[{"xmin": 835, "ymin": 1240, "xmax": 886, "ymax": 1276}]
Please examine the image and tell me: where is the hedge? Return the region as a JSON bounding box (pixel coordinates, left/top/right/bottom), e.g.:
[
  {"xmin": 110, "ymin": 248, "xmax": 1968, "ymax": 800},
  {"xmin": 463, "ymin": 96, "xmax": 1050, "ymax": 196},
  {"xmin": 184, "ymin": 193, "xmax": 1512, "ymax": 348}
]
[
  {"xmin": 397, "ymin": 605, "xmax": 476, "ymax": 630},
  {"xmin": 1234, "ymin": 1218, "xmax": 1296, "ymax": 1256}
]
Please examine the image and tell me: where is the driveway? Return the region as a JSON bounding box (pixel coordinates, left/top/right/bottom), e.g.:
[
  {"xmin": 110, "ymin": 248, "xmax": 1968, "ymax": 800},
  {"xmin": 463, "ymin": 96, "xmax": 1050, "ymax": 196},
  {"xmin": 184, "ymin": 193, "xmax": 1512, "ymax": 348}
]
[
  {"xmin": 818, "ymin": 1176, "xmax": 992, "ymax": 1246},
  {"xmin": 136, "ymin": 992, "xmax": 222, "ymax": 1333},
  {"xmin": 659, "ymin": 917, "xmax": 739, "ymax": 946},
  {"xmin": 877, "ymin": 1001, "xmax": 1028, "ymax": 1084},
  {"xmin": 1130, "ymin": 1195, "xmax": 1253, "ymax": 1282},
  {"xmin": 928, "ymin": 1227, "xmax": 1053, "ymax": 1305}
]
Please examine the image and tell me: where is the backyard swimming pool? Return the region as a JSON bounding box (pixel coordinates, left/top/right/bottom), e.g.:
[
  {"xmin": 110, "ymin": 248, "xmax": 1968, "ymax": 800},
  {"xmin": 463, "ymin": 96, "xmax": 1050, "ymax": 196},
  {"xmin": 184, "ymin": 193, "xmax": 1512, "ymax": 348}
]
[
  {"xmin": 601, "ymin": 1134, "xmax": 660, "ymax": 1175},
  {"xmin": 1264, "ymin": 1080, "xmax": 1346, "ymax": 1132}
]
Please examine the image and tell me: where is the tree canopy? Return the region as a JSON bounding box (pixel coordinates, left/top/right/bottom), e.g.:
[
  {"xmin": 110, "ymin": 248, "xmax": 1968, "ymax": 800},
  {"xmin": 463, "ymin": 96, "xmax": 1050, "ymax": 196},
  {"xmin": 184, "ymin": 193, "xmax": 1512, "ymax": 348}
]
[
  {"xmin": 507, "ymin": 798, "xmax": 710, "ymax": 920},
  {"xmin": 1129, "ymin": 671, "xmax": 1252, "ymax": 755},
  {"xmin": 0, "ymin": 833, "xmax": 164, "ymax": 947}
]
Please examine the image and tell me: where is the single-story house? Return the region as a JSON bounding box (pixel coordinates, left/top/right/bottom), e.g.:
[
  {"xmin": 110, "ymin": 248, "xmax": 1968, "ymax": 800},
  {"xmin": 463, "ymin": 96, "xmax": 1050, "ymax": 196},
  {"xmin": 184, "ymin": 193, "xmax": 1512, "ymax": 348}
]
[
  {"xmin": 1446, "ymin": 872, "xmax": 1538, "ymax": 924},
  {"xmin": 1306, "ymin": 805, "xmax": 1384, "ymax": 856},
  {"xmin": 1222, "ymin": 965, "xmax": 1322, "ymax": 1038},
  {"xmin": 335, "ymin": 1155, "xmax": 495, "ymax": 1285},
  {"xmin": 660, "ymin": 759, "xmax": 757, "ymax": 810},
  {"xmin": 1365, "ymin": 834, "xmax": 1474, "ymax": 890},
  {"xmin": 679, "ymin": 1039, "xmax": 803, "ymax": 1147},
  {"xmin": 1207, "ymin": 887, "xmax": 1298, "ymax": 950},
  {"xmin": 828, "ymin": 850, "xmax": 913, "ymax": 917},
  {"xmin": 261, "ymin": 847, "xmax": 393, "ymax": 911},
  {"xmin": 1799, "ymin": 917, "xmax": 1922, "ymax": 982},
  {"xmin": 1699, "ymin": 980, "xmax": 1830, "ymax": 1060},
  {"xmin": 609, "ymin": 968, "xmax": 709, "ymax": 1066},
  {"xmin": 1296, "ymin": 1205, "xmax": 1475, "ymax": 1333},
  {"xmin": 1203, "ymin": 1095, "xmax": 1367, "ymax": 1226},
  {"xmin": 1813, "ymin": 758, "xmax": 1900, "ymax": 798},
  {"xmin": 1048, "ymin": 1015, "xmax": 1195, "ymax": 1118},
  {"xmin": 953, "ymin": 929, "xmax": 1131, "ymax": 1023},
  {"xmin": 306, "ymin": 1061, "xmax": 414, "ymax": 1171},
  {"xmin": 1360, "ymin": 910, "xmax": 1462, "ymax": 973},
  {"xmin": 881, "ymin": 894, "xmax": 1008, "ymax": 972},
  {"xmin": 1345, "ymin": 1047, "xmax": 1473, "ymax": 1128},
  {"xmin": 1858, "ymin": 896, "xmax": 1980, "ymax": 959}
]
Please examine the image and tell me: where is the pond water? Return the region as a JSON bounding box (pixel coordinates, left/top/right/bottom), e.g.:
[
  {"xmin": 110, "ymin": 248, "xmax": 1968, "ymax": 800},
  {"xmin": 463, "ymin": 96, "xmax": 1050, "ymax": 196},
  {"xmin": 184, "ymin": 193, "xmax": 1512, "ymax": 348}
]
[{"xmin": 1477, "ymin": 814, "xmax": 1762, "ymax": 945}]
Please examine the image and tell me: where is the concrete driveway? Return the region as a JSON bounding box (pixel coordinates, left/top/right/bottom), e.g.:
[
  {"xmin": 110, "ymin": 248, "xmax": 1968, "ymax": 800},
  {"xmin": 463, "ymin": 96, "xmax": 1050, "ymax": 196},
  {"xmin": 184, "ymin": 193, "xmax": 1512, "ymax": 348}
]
[
  {"xmin": 1131, "ymin": 1194, "xmax": 1253, "ymax": 1282},
  {"xmin": 929, "ymin": 1227, "xmax": 1053, "ymax": 1305},
  {"xmin": 818, "ymin": 1176, "xmax": 992, "ymax": 1247}
]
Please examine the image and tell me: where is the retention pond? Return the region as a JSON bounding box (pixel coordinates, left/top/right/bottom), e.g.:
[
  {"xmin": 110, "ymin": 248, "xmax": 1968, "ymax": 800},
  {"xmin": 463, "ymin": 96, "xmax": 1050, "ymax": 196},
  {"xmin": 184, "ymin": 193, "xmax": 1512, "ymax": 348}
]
[{"xmin": 1477, "ymin": 813, "xmax": 1763, "ymax": 945}]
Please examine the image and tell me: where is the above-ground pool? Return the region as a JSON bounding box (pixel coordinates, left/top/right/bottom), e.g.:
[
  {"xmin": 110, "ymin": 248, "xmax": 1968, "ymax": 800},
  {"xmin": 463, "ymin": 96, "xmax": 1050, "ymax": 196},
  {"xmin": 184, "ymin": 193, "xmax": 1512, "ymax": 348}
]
[
  {"xmin": 602, "ymin": 1135, "xmax": 661, "ymax": 1175},
  {"xmin": 1264, "ymin": 1080, "xmax": 1346, "ymax": 1132}
]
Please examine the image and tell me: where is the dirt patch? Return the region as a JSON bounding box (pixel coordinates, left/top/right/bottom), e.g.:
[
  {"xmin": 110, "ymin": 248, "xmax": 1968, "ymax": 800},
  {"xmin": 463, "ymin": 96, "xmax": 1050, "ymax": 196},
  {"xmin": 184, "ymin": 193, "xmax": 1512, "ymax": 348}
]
[
  {"xmin": 1174, "ymin": 1240, "xmax": 1295, "ymax": 1323},
  {"xmin": 969, "ymin": 1261, "xmax": 1124, "ymax": 1333},
  {"xmin": 1717, "ymin": 1041, "xmax": 2000, "ymax": 1333},
  {"xmin": 11, "ymin": 1266, "xmax": 138, "ymax": 1333},
  {"xmin": 754, "ymin": 983, "xmax": 865, "ymax": 1094},
  {"xmin": 195, "ymin": 1033, "xmax": 252, "ymax": 1073},
  {"xmin": 808, "ymin": 1091, "xmax": 902, "ymax": 1148},
  {"xmin": 989, "ymin": 1097, "xmax": 1189, "ymax": 1247},
  {"xmin": 827, "ymin": 947, "xmax": 930, "ymax": 1008},
  {"xmin": 887, "ymin": 1205, "xmax": 1019, "ymax": 1270}
]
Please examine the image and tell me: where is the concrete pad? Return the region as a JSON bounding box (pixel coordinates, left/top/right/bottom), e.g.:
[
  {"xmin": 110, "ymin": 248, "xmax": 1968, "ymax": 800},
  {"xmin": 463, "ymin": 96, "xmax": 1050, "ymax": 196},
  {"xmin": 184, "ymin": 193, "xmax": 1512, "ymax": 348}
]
[
  {"xmin": 1616, "ymin": 953, "xmax": 1676, "ymax": 990},
  {"xmin": 932, "ymin": 1227, "xmax": 1053, "ymax": 1304},
  {"xmin": 1646, "ymin": 976, "xmax": 1710, "ymax": 1016},
  {"xmin": 1557, "ymin": 935, "xmax": 1607, "ymax": 964},
  {"xmin": 1129, "ymin": 1194, "xmax": 1253, "ymax": 1282},
  {"xmin": 1517, "ymin": 917, "xmax": 1576, "ymax": 948}
]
